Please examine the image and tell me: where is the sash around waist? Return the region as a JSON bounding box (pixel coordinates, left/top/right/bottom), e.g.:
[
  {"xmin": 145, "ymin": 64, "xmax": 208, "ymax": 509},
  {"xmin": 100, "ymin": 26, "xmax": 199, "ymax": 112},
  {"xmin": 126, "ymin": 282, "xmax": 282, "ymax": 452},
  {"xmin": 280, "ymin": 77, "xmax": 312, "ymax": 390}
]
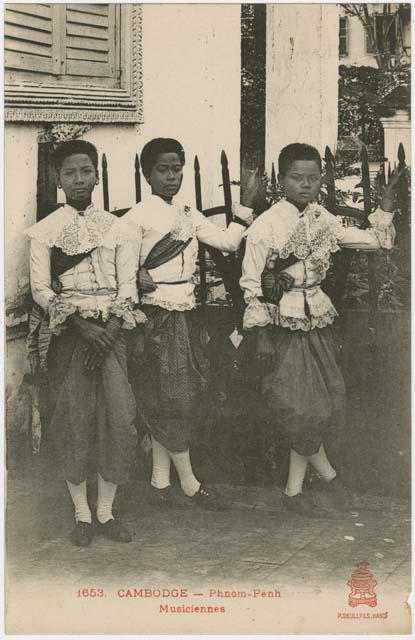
[
  {"xmin": 153, "ymin": 280, "xmax": 190, "ymax": 285},
  {"xmin": 289, "ymin": 285, "xmax": 320, "ymax": 295}
]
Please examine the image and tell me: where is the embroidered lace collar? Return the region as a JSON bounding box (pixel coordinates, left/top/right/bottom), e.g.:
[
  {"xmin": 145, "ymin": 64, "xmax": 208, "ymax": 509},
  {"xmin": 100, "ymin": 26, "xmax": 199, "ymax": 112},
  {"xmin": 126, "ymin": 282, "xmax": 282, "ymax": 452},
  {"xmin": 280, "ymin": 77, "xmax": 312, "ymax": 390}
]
[{"xmin": 25, "ymin": 203, "xmax": 121, "ymax": 255}]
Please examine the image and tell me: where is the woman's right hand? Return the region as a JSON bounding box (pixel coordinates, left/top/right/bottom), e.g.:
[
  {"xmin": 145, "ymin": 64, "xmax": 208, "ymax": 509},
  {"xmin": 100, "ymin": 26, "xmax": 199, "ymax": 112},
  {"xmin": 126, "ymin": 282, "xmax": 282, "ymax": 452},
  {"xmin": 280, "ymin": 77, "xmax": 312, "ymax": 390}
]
[
  {"xmin": 72, "ymin": 316, "xmax": 114, "ymax": 355},
  {"xmin": 255, "ymin": 327, "xmax": 276, "ymax": 375}
]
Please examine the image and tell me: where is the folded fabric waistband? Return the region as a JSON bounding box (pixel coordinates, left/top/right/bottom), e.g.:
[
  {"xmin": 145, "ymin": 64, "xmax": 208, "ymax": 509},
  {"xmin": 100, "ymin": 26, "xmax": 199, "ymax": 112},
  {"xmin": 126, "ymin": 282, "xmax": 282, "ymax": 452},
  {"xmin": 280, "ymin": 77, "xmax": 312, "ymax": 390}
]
[{"xmin": 60, "ymin": 289, "xmax": 116, "ymax": 296}]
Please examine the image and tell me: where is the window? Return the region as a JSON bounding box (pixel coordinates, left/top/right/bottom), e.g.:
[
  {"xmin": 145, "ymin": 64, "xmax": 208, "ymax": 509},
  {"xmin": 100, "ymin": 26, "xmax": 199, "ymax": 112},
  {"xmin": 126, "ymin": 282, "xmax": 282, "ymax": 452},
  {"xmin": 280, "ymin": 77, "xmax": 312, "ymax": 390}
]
[
  {"xmin": 4, "ymin": 3, "xmax": 143, "ymax": 123},
  {"xmin": 366, "ymin": 14, "xmax": 397, "ymax": 55},
  {"xmin": 339, "ymin": 16, "xmax": 349, "ymax": 56}
]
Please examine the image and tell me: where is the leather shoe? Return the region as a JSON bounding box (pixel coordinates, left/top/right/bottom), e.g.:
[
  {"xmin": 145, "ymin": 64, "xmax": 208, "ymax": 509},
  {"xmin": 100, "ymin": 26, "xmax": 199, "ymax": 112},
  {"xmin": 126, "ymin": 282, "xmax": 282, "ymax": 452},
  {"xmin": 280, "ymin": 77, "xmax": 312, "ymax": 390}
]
[
  {"xmin": 318, "ymin": 475, "xmax": 350, "ymax": 508},
  {"xmin": 71, "ymin": 521, "xmax": 93, "ymax": 547},
  {"xmin": 149, "ymin": 485, "xmax": 193, "ymax": 509},
  {"xmin": 96, "ymin": 518, "xmax": 132, "ymax": 543},
  {"xmin": 192, "ymin": 484, "xmax": 228, "ymax": 511},
  {"xmin": 282, "ymin": 493, "xmax": 326, "ymax": 518}
]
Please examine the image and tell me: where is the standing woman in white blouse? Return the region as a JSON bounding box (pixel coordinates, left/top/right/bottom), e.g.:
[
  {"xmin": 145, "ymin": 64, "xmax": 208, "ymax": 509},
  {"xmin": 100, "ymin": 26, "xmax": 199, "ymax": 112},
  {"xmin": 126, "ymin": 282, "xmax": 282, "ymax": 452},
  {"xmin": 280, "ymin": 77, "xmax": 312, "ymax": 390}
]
[
  {"xmin": 124, "ymin": 138, "xmax": 254, "ymax": 510},
  {"xmin": 240, "ymin": 143, "xmax": 403, "ymax": 517},
  {"xmin": 26, "ymin": 140, "xmax": 144, "ymax": 546}
]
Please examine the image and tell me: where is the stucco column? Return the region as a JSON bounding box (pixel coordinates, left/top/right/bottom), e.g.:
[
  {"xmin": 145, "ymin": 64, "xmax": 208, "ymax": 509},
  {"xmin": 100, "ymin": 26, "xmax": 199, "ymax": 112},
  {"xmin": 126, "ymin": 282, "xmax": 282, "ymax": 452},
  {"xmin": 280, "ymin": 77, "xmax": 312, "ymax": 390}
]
[{"xmin": 265, "ymin": 4, "xmax": 339, "ymax": 172}]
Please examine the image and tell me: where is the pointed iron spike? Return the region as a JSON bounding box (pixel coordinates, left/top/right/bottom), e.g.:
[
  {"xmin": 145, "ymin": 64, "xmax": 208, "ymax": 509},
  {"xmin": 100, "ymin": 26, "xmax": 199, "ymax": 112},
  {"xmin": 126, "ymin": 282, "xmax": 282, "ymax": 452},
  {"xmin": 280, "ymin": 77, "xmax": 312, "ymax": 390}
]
[
  {"xmin": 325, "ymin": 145, "xmax": 335, "ymax": 164},
  {"xmin": 102, "ymin": 153, "xmax": 108, "ymax": 169},
  {"xmin": 221, "ymin": 150, "xmax": 228, "ymax": 167},
  {"xmin": 194, "ymin": 155, "xmax": 200, "ymax": 171},
  {"xmin": 135, "ymin": 153, "xmax": 140, "ymax": 169},
  {"xmin": 398, "ymin": 142, "xmax": 405, "ymax": 167}
]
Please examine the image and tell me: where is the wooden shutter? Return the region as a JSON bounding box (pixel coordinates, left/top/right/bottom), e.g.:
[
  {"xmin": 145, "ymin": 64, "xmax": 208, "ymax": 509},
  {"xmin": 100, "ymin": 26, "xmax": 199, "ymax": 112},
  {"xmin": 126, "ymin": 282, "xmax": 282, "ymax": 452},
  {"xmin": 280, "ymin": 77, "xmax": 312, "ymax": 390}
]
[
  {"xmin": 4, "ymin": 4, "xmax": 54, "ymax": 74},
  {"xmin": 64, "ymin": 4, "xmax": 117, "ymax": 78},
  {"xmin": 339, "ymin": 17, "xmax": 348, "ymax": 56}
]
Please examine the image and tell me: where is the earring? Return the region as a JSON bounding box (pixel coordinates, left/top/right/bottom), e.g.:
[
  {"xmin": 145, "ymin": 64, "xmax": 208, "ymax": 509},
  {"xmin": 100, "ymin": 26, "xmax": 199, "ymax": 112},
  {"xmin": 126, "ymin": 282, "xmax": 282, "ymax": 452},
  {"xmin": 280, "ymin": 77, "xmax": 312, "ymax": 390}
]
[
  {"xmin": 57, "ymin": 184, "xmax": 62, "ymax": 189},
  {"xmin": 95, "ymin": 180, "xmax": 99, "ymax": 186}
]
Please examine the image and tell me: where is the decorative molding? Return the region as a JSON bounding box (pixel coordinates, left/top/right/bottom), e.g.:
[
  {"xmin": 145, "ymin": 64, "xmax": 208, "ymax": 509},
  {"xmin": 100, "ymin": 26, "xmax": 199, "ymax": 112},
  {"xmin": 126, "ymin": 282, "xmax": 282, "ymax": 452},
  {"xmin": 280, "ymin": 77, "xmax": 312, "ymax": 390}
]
[
  {"xmin": 38, "ymin": 123, "xmax": 92, "ymax": 144},
  {"xmin": 5, "ymin": 5, "xmax": 143, "ymax": 124}
]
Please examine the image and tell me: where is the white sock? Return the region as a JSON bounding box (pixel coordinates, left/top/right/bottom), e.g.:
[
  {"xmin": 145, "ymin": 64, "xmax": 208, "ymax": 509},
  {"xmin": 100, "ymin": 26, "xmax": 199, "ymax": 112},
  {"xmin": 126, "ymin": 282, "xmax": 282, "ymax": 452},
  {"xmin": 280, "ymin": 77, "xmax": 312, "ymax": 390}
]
[
  {"xmin": 66, "ymin": 480, "xmax": 92, "ymax": 524},
  {"xmin": 96, "ymin": 473, "xmax": 117, "ymax": 524},
  {"xmin": 284, "ymin": 449, "xmax": 308, "ymax": 497},
  {"xmin": 169, "ymin": 449, "xmax": 201, "ymax": 497},
  {"xmin": 307, "ymin": 445, "xmax": 337, "ymax": 482},
  {"xmin": 151, "ymin": 437, "xmax": 171, "ymax": 489}
]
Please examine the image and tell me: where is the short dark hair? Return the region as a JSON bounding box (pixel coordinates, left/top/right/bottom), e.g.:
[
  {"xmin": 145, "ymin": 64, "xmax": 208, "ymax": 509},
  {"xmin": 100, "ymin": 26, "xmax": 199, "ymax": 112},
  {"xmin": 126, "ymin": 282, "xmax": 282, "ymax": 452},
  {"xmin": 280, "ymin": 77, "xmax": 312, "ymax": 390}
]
[
  {"xmin": 278, "ymin": 143, "xmax": 322, "ymax": 176},
  {"xmin": 54, "ymin": 139, "xmax": 99, "ymax": 173},
  {"xmin": 140, "ymin": 138, "xmax": 185, "ymax": 177}
]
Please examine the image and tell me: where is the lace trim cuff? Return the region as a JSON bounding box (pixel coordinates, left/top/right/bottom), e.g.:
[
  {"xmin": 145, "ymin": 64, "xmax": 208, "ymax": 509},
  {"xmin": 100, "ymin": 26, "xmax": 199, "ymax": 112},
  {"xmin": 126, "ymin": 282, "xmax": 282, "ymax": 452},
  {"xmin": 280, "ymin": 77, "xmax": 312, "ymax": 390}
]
[
  {"xmin": 109, "ymin": 297, "xmax": 147, "ymax": 329},
  {"xmin": 243, "ymin": 297, "xmax": 273, "ymax": 330},
  {"xmin": 48, "ymin": 296, "xmax": 77, "ymax": 335},
  {"xmin": 368, "ymin": 209, "xmax": 396, "ymax": 250}
]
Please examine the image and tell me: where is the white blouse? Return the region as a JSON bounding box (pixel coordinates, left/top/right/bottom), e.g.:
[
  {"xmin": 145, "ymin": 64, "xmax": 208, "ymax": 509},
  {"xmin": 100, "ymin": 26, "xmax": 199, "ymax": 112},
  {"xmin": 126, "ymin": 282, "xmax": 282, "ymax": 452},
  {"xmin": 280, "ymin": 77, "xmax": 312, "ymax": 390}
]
[
  {"xmin": 25, "ymin": 204, "xmax": 144, "ymax": 334},
  {"xmin": 122, "ymin": 194, "xmax": 252, "ymax": 312},
  {"xmin": 240, "ymin": 199, "xmax": 396, "ymax": 332}
]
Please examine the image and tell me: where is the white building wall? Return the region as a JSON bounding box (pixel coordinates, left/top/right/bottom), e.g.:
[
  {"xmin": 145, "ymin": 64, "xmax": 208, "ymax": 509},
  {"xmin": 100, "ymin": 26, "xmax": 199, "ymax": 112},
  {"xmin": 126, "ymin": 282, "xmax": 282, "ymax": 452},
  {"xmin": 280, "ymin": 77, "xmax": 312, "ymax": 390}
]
[
  {"xmin": 340, "ymin": 11, "xmax": 379, "ymax": 68},
  {"xmin": 265, "ymin": 4, "xmax": 340, "ymax": 169},
  {"xmin": 339, "ymin": 4, "xmax": 411, "ymax": 69}
]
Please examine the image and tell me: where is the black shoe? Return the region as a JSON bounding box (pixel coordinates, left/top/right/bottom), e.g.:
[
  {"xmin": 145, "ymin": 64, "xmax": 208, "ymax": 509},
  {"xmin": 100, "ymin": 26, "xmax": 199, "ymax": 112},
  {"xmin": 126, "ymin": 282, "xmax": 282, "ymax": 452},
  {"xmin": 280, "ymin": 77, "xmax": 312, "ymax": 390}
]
[
  {"xmin": 149, "ymin": 485, "xmax": 193, "ymax": 509},
  {"xmin": 71, "ymin": 521, "xmax": 94, "ymax": 547},
  {"xmin": 282, "ymin": 493, "xmax": 325, "ymax": 518},
  {"xmin": 192, "ymin": 484, "xmax": 228, "ymax": 511},
  {"xmin": 96, "ymin": 518, "xmax": 132, "ymax": 543}
]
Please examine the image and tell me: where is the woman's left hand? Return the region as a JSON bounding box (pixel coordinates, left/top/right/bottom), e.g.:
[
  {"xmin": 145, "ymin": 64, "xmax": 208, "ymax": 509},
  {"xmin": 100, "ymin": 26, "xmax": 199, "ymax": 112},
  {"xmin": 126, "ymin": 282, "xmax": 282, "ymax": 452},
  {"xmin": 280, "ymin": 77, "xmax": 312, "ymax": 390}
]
[{"xmin": 84, "ymin": 348, "xmax": 104, "ymax": 372}]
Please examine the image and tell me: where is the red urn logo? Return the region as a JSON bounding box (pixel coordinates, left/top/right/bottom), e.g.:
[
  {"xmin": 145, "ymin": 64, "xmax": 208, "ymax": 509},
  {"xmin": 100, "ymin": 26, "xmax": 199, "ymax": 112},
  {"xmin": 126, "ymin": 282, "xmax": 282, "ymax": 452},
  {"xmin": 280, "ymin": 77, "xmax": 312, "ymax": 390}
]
[{"xmin": 347, "ymin": 561, "xmax": 378, "ymax": 608}]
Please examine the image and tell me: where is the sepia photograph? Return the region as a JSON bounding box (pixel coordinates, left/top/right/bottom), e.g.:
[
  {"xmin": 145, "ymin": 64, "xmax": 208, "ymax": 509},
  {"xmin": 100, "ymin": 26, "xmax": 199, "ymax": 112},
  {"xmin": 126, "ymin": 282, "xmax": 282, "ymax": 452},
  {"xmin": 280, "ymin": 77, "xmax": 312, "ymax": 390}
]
[{"xmin": 4, "ymin": 1, "xmax": 412, "ymax": 634}]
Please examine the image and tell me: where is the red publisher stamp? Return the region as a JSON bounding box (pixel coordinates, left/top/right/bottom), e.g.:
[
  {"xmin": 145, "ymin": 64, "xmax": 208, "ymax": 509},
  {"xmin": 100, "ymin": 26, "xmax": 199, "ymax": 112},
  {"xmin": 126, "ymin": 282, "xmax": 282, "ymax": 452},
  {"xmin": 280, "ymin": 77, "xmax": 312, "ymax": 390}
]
[{"xmin": 347, "ymin": 561, "xmax": 378, "ymax": 608}]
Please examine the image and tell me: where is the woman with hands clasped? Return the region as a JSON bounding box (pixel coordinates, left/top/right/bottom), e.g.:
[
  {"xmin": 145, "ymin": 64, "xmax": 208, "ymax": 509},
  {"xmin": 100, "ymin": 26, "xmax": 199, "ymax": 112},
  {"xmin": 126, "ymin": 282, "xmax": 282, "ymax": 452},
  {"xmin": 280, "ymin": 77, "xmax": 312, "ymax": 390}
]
[{"xmin": 26, "ymin": 140, "xmax": 144, "ymax": 546}]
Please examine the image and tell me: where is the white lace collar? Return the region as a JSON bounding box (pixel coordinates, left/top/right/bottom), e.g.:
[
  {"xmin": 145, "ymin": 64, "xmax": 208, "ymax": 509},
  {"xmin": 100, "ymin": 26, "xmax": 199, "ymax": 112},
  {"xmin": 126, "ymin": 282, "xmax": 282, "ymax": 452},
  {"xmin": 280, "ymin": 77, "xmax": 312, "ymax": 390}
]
[{"xmin": 25, "ymin": 203, "xmax": 128, "ymax": 255}]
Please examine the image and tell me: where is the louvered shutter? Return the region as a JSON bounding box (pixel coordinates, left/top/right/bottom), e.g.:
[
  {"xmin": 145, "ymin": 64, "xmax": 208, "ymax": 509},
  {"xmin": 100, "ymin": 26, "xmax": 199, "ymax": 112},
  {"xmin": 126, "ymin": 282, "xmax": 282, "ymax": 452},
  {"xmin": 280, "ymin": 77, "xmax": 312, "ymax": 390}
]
[
  {"xmin": 4, "ymin": 4, "xmax": 54, "ymax": 74},
  {"xmin": 64, "ymin": 4, "xmax": 117, "ymax": 78}
]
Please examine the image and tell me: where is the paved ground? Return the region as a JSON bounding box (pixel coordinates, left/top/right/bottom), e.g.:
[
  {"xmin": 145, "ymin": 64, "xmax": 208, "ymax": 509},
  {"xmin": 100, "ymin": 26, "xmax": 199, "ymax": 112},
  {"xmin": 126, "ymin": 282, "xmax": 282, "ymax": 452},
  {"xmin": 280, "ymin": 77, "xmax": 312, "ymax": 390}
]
[{"xmin": 6, "ymin": 460, "xmax": 411, "ymax": 635}]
